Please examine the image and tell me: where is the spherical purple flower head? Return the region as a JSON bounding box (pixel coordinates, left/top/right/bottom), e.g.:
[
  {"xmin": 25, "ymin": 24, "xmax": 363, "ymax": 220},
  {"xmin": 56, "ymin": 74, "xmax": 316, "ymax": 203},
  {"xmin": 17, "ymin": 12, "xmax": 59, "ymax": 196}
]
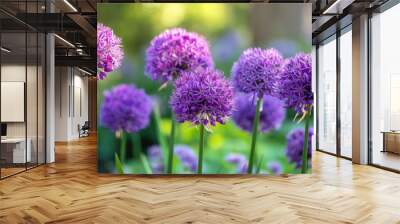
[
  {"xmin": 278, "ymin": 53, "xmax": 313, "ymax": 114},
  {"xmin": 100, "ymin": 84, "xmax": 152, "ymax": 132},
  {"xmin": 232, "ymin": 48, "xmax": 284, "ymax": 97},
  {"xmin": 97, "ymin": 23, "xmax": 124, "ymax": 80},
  {"xmin": 175, "ymin": 145, "xmax": 197, "ymax": 172},
  {"xmin": 232, "ymin": 94, "xmax": 286, "ymax": 133},
  {"xmin": 225, "ymin": 153, "xmax": 248, "ymax": 174},
  {"xmin": 285, "ymin": 128, "xmax": 313, "ymax": 169},
  {"xmin": 267, "ymin": 161, "xmax": 282, "ymax": 175},
  {"xmin": 171, "ymin": 68, "xmax": 234, "ymax": 126},
  {"xmin": 145, "ymin": 28, "xmax": 213, "ymax": 83},
  {"xmin": 147, "ymin": 145, "xmax": 164, "ymax": 174}
]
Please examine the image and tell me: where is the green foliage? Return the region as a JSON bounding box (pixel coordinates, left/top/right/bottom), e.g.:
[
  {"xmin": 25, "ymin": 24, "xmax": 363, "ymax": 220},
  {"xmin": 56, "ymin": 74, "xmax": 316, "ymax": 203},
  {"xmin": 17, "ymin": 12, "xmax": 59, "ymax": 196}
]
[{"xmin": 99, "ymin": 109, "xmax": 306, "ymax": 174}]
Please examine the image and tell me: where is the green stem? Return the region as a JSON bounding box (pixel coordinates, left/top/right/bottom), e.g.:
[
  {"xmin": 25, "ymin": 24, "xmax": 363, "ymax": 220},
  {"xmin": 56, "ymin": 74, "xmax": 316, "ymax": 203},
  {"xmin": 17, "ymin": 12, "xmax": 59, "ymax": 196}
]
[
  {"xmin": 197, "ymin": 124, "xmax": 205, "ymax": 174},
  {"xmin": 247, "ymin": 97, "xmax": 263, "ymax": 174},
  {"xmin": 153, "ymin": 105, "xmax": 168, "ymax": 170},
  {"xmin": 167, "ymin": 114, "xmax": 176, "ymax": 174},
  {"xmin": 140, "ymin": 153, "xmax": 153, "ymax": 174},
  {"xmin": 301, "ymin": 111, "xmax": 311, "ymax": 173},
  {"xmin": 132, "ymin": 133, "xmax": 142, "ymax": 159},
  {"xmin": 119, "ymin": 131, "xmax": 127, "ymax": 163}
]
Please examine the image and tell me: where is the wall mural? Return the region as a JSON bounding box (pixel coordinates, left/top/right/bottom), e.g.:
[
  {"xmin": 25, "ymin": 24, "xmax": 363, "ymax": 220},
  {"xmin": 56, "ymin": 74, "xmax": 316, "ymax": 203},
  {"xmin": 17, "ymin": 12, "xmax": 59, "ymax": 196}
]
[{"xmin": 97, "ymin": 3, "xmax": 313, "ymax": 175}]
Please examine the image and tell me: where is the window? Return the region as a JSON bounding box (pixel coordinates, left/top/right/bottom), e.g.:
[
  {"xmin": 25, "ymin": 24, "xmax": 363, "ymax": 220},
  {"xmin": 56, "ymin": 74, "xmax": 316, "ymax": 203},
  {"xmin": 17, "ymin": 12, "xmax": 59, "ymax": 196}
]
[
  {"xmin": 371, "ymin": 3, "xmax": 400, "ymax": 171},
  {"xmin": 339, "ymin": 28, "xmax": 352, "ymax": 158},
  {"xmin": 318, "ymin": 36, "xmax": 337, "ymax": 154}
]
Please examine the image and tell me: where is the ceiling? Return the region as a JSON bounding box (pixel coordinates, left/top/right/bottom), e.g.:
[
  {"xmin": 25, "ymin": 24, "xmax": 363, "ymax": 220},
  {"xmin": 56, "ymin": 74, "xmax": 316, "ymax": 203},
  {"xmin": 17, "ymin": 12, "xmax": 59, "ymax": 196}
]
[
  {"xmin": 311, "ymin": 0, "xmax": 390, "ymax": 43},
  {"xmin": 0, "ymin": 0, "xmax": 97, "ymax": 74},
  {"xmin": 0, "ymin": 0, "xmax": 394, "ymax": 74}
]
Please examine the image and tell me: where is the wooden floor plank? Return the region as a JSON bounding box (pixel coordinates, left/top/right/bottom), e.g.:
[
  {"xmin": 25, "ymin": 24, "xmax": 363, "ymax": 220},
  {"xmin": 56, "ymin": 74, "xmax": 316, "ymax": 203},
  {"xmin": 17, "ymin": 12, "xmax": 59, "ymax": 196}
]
[{"xmin": 0, "ymin": 135, "xmax": 399, "ymax": 223}]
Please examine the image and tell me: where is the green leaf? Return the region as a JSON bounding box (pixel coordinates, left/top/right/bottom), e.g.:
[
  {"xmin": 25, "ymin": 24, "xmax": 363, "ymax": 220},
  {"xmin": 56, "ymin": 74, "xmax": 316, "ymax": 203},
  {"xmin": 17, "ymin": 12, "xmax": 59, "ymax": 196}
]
[
  {"xmin": 114, "ymin": 153, "xmax": 124, "ymax": 174},
  {"xmin": 256, "ymin": 154, "xmax": 265, "ymax": 174},
  {"xmin": 140, "ymin": 153, "xmax": 153, "ymax": 174}
]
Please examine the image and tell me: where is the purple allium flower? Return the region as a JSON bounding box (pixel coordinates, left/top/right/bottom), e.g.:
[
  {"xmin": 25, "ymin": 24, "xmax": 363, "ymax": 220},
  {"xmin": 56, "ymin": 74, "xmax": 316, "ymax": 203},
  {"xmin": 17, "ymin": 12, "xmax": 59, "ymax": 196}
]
[
  {"xmin": 237, "ymin": 162, "xmax": 248, "ymax": 174},
  {"xmin": 232, "ymin": 94, "xmax": 286, "ymax": 133},
  {"xmin": 267, "ymin": 161, "xmax": 283, "ymax": 175},
  {"xmin": 100, "ymin": 84, "xmax": 152, "ymax": 132},
  {"xmin": 145, "ymin": 28, "xmax": 213, "ymax": 83},
  {"xmin": 148, "ymin": 145, "xmax": 164, "ymax": 174},
  {"xmin": 277, "ymin": 53, "xmax": 313, "ymax": 114},
  {"xmin": 285, "ymin": 128, "xmax": 313, "ymax": 169},
  {"xmin": 231, "ymin": 48, "xmax": 284, "ymax": 96},
  {"xmin": 225, "ymin": 153, "xmax": 248, "ymax": 174},
  {"xmin": 175, "ymin": 145, "xmax": 197, "ymax": 172},
  {"xmin": 97, "ymin": 23, "xmax": 124, "ymax": 80},
  {"xmin": 171, "ymin": 68, "xmax": 234, "ymax": 126}
]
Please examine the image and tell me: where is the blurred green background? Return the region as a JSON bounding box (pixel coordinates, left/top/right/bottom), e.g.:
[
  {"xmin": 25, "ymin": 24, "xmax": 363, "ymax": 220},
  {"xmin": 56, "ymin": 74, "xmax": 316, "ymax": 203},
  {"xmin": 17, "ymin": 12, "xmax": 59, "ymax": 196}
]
[{"xmin": 97, "ymin": 3, "xmax": 312, "ymax": 174}]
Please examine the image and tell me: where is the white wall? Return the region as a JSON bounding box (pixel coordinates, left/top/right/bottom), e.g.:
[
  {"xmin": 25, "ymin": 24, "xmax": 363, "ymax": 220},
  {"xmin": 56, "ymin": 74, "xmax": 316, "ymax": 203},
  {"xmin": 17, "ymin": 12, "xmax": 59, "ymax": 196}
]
[
  {"xmin": 54, "ymin": 67, "xmax": 89, "ymax": 141},
  {"xmin": 55, "ymin": 67, "xmax": 69, "ymax": 141},
  {"xmin": 1, "ymin": 65, "xmax": 30, "ymax": 138},
  {"xmin": 1, "ymin": 63, "xmax": 46, "ymax": 164},
  {"xmin": 1, "ymin": 65, "xmax": 26, "ymax": 133},
  {"xmin": 71, "ymin": 73, "xmax": 89, "ymax": 138}
]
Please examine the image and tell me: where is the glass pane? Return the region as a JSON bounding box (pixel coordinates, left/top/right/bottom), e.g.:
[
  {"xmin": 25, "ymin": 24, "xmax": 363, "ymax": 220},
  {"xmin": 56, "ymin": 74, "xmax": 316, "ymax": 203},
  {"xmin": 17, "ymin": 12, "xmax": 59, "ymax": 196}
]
[
  {"xmin": 26, "ymin": 0, "xmax": 40, "ymax": 170},
  {"xmin": 318, "ymin": 37, "xmax": 337, "ymax": 154},
  {"xmin": 340, "ymin": 29, "xmax": 352, "ymax": 158},
  {"xmin": 38, "ymin": 33, "xmax": 45, "ymax": 165},
  {"xmin": 0, "ymin": 1, "xmax": 46, "ymax": 178},
  {"xmin": 27, "ymin": 31, "xmax": 38, "ymax": 169},
  {"xmin": 1, "ymin": 30, "xmax": 27, "ymax": 177},
  {"xmin": 371, "ymin": 5, "xmax": 400, "ymax": 171}
]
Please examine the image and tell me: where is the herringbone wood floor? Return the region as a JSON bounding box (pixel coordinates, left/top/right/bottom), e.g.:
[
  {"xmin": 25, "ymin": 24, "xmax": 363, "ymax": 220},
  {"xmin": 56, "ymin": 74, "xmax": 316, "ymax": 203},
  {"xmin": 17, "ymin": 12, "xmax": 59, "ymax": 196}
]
[{"xmin": 0, "ymin": 135, "xmax": 400, "ymax": 224}]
